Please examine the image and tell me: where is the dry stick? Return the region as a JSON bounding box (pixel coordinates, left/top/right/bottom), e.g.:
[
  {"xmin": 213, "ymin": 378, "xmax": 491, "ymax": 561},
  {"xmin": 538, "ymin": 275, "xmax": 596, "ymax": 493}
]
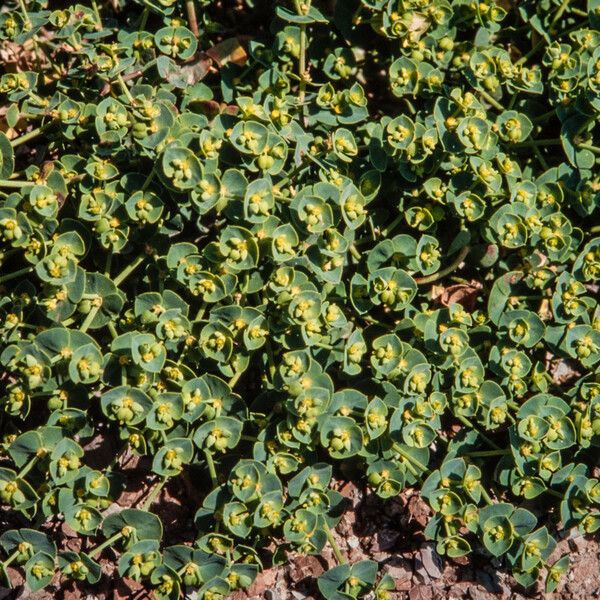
[
  {"xmin": 100, "ymin": 70, "xmax": 142, "ymax": 97},
  {"xmin": 186, "ymin": 0, "xmax": 199, "ymax": 38},
  {"xmin": 415, "ymin": 245, "xmax": 470, "ymax": 285}
]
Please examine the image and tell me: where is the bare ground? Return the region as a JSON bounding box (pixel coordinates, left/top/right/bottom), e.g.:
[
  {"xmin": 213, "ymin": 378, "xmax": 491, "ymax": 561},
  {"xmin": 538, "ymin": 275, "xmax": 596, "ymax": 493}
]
[{"xmin": 3, "ymin": 476, "xmax": 599, "ymax": 600}]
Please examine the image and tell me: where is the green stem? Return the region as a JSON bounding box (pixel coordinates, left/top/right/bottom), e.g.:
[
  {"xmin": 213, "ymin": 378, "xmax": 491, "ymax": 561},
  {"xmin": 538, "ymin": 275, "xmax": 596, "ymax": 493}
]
[
  {"xmin": 293, "ymin": 0, "xmax": 312, "ymax": 116},
  {"xmin": 551, "ymin": 0, "xmax": 571, "ymax": 26},
  {"xmin": 142, "ymin": 477, "xmax": 167, "ymax": 510},
  {"xmin": 323, "ymin": 521, "xmax": 346, "ymax": 564},
  {"xmin": 104, "ymin": 250, "xmax": 113, "ymax": 277},
  {"xmin": 18, "ymin": 455, "xmax": 39, "ymax": 479},
  {"xmin": 91, "ymin": 0, "xmax": 102, "ymax": 27},
  {"xmin": 514, "ymin": 295, "xmax": 547, "ymax": 301},
  {"xmin": 577, "ymin": 143, "xmax": 600, "ymax": 156},
  {"xmin": 393, "ymin": 444, "xmax": 428, "ymax": 472},
  {"xmin": 17, "ymin": 0, "xmax": 31, "ymax": 26},
  {"xmin": 117, "ymin": 74, "xmax": 136, "ymax": 105},
  {"xmin": 313, "ymin": 341, "xmax": 334, "ymax": 350},
  {"xmin": 403, "ymin": 97, "xmax": 416, "ymax": 115},
  {"xmin": 517, "ymin": 38, "xmax": 545, "ymax": 66},
  {"xmin": 442, "ymin": 519, "xmax": 452, "ymax": 537},
  {"xmin": 297, "ymin": 28, "xmax": 307, "ymax": 108},
  {"xmin": 401, "ymin": 455, "xmax": 423, "ymax": 483},
  {"xmin": 0, "ymin": 180, "xmax": 35, "ymax": 188},
  {"xmin": 113, "ymin": 254, "xmax": 147, "ymax": 286},
  {"xmin": 382, "ymin": 213, "xmax": 404, "ymax": 237},
  {"xmin": 105, "ymin": 444, "xmax": 127, "ymax": 473},
  {"xmin": 480, "ymin": 486, "xmax": 494, "ymax": 506},
  {"xmin": 194, "ymin": 301, "xmax": 208, "ymax": 322},
  {"xmin": 228, "ymin": 369, "xmax": 243, "ymax": 388},
  {"xmin": 351, "ymin": 4, "xmax": 363, "ymax": 25},
  {"xmin": 79, "ymin": 306, "xmax": 100, "ymax": 333},
  {"xmin": 464, "ymin": 449, "xmax": 510, "ymax": 457},
  {"xmin": 532, "ymin": 108, "xmax": 557, "ymax": 124},
  {"xmin": 532, "ymin": 144, "xmax": 549, "ymax": 170},
  {"xmin": 2, "ymin": 549, "xmax": 20, "ymax": 568},
  {"xmin": 138, "ymin": 7, "xmax": 149, "ymax": 33},
  {"xmin": 415, "ymin": 245, "xmax": 470, "ymax": 285},
  {"xmin": 455, "ymin": 414, "xmax": 501, "ymax": 451},
  {"xmin": 274, "ymin": 161, "xmax": 308, "ymax": 190},
  {"xmin": 203, "ymin": 449, "xmax": 218, "ymax": 488},
  {"xmin": 141, "ymin": 165, "xmax": 156, "ymax": 191},
  {"xmin": 546, "ymin": 488, "xmax": 564, "ymax": 499},
  {"xmin": 89, "ymin": 532, "xmax": 123, "ymax": 559},
  {"xmin": 305, "ymin": 150, "xmax": 330, "ymax": 171},
  {"xmin": 0, "ymin": 265, "xmax": 34, "ymax": 284},
  {"xmin": 273, "ymin": 192, "xmax": 292, "ymax": 203},
  {"xmin": 513, "ymin": 138, "xmax": 561, "ymax": 148},
  {"xmin": 590, "ymin": 225, "xmax": 600, "ymax": 233},
  {"xmin": 478, "ymin": 89, "xmax": 504, "ymax": 112},
  {"xmin": 349, "ymin": 244, "xmax": 361, "ymax": 261},
  {"xmin": 265, "ymin": 339, "xmax": 277, "ymax": 381},
  {"xmin": 10, "ymin": 123, "xmax": 52, "ymax": 148},
  {"xmin": 107, "ymin": 321, "xmax": 118, "ymax": 340}
]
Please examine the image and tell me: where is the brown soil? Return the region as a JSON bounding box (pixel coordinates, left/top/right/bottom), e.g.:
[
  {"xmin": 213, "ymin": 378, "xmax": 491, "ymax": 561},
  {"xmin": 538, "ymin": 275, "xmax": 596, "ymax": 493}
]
[{"xmin": 2, "ymin": 475, "xmax": 599, "ymax": 599}]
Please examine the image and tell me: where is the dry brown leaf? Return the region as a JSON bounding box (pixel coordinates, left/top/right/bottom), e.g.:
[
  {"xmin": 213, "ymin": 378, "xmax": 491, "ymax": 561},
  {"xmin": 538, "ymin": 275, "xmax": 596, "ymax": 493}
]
[
  {"xmin": 178, "ymin": 54, "xmax": 214, "ymax": 85},
  {"xmin": 431, "ymin": 281, "xmax": 482, "ymax": 311},
  {"xmin": 205, "ymin": 37, "xmax": 248, "ymax": 67}
]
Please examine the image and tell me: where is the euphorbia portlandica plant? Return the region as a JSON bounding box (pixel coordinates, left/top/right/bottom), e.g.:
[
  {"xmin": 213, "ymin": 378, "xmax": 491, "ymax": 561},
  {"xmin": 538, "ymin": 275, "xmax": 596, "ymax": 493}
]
[{"xmin": 0, "ymin": 0, "xmax": 599, "ymax": 597}]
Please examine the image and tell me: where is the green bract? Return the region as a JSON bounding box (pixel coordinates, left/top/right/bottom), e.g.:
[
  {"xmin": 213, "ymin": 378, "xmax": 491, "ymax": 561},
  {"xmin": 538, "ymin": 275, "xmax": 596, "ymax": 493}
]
[{"xmin": 0, "ymin": 0, "xmax": 598, "ymax": 598}]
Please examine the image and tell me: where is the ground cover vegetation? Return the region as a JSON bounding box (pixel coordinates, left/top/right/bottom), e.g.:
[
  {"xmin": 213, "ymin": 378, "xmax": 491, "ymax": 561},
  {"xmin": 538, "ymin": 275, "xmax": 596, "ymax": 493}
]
[{"xmin": 0, "ymin": 0, "xmax": 599, "ymax": 597}]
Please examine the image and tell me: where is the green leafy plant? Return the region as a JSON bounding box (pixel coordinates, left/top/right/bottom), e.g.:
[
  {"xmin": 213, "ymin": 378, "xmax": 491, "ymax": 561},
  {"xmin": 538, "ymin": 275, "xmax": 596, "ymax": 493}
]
[{"xmin": 0, "ymin": 0, "xmax": 599, "ymax": 598}]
